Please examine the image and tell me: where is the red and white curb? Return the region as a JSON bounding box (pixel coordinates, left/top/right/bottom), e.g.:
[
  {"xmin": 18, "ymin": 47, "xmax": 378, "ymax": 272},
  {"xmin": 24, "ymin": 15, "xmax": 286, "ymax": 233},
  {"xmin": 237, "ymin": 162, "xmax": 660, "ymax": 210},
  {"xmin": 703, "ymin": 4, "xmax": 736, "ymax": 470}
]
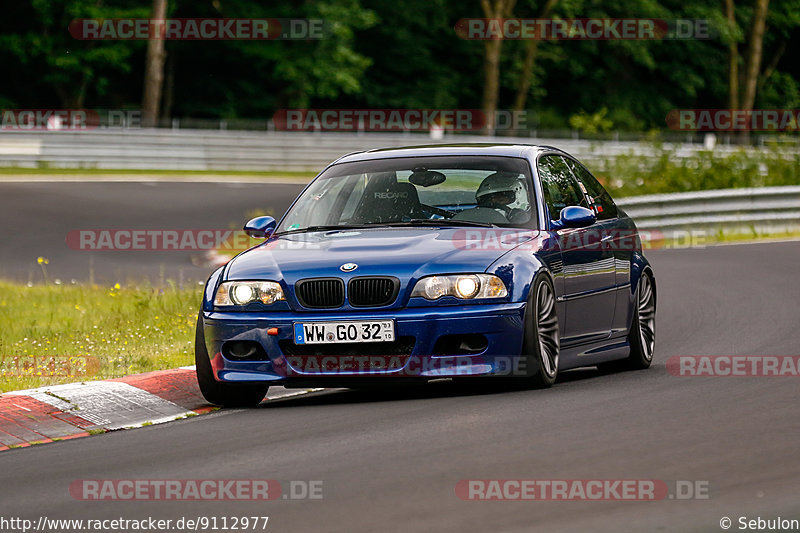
[{"xmin": 0, "ymin": 366, "xmax": 323, "ymax": 451}]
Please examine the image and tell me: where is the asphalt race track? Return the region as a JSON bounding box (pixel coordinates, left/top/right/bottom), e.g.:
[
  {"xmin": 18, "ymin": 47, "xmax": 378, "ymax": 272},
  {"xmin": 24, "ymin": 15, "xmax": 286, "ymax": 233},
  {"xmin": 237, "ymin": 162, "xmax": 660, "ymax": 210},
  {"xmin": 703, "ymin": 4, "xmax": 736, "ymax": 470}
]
[
  {"xmin": 1, "ymin": 181, "xmax": 799, "ymax": 532},
  {"xmin": 0, "ymin": 181, "xmax": 306, "ymax": 284}
]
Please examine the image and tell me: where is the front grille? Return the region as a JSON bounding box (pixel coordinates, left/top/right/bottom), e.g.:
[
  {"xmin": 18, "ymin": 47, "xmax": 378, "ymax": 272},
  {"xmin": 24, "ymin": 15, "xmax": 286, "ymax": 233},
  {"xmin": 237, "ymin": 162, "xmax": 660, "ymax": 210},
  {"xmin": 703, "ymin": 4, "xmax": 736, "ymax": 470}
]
[
  {"xmin": 279, "ymin": 336, "xmax": 416, "ymax": 357},
  {"xmin": 295, "ymin": 278, "xmax": 345, "ymax": 309},
  {"xmin": 348, "ymin": 277, "xmax": 399, "ymax": 307}
]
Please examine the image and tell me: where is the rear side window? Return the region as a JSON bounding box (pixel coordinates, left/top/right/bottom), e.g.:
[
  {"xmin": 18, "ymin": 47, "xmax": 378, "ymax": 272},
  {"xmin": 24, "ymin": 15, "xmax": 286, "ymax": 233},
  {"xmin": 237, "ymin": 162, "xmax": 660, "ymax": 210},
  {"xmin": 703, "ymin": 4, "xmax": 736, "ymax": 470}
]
[
  {"xmin": 537, "ymin": 155, "xmax": 588, "ymax": 221},
  {"xmin": 564, "ymin": 158, "xmax": 618, "ymax": 220}
]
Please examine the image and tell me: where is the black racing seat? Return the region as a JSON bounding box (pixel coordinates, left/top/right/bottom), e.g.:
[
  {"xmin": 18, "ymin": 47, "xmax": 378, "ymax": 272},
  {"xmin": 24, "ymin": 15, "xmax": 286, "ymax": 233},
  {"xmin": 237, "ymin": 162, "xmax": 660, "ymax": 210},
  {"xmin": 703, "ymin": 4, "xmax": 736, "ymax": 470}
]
[{"xmin": 353, "ymin": 177, "xmax": 422, "ymax": 223}]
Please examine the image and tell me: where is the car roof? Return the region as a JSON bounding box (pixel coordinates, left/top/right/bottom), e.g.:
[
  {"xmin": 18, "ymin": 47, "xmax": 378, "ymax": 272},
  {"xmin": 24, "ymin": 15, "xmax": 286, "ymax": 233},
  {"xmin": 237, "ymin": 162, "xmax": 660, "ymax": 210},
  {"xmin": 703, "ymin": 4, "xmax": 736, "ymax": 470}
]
[{"xmin": 331, "ymin": 143, "xmax": 568, "ymax": 165}]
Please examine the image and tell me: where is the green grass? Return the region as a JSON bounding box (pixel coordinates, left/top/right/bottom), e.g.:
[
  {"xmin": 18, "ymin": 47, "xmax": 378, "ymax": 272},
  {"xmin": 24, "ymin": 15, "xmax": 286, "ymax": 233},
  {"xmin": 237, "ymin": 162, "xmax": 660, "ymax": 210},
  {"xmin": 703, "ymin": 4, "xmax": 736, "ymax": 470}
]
[
  {"xmin": 0, "ymin": 167, "xmax": 316, "ymax": 179},
  {"xmin": 0, "ymin": 281, "xmax": 202, "ymax": 394},
  {"xmin": 641, "ymin": 228, "xmax": 800, "ymax": 250},
  {"xmin": 699, "ymin": 228, "xmax": 800, "ymax": 245}
]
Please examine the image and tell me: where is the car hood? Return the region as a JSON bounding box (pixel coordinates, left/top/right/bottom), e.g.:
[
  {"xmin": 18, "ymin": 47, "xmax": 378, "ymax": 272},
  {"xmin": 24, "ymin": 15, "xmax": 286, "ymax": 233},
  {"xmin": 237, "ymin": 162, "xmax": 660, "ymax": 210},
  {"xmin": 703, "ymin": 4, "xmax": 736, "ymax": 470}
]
[{"xmin": 224, "ymin": 227, "xmax": 541, "ymax": 282}]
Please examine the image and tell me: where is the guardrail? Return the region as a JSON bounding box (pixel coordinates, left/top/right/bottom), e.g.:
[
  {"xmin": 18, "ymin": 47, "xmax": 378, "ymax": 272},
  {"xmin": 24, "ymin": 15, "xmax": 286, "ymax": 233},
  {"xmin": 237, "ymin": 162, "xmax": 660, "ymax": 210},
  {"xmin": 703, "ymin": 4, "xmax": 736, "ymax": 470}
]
[
  {"xmin": 0, "ymin": 128, "xmax": 781, "ymax": 171},
  {"xmin": 617, "ymin": 186, "xmax": 800, "ymax": 236},
  {"xmin": 1, "ymin": 129, "xmax": 797, "ymax": 237}
]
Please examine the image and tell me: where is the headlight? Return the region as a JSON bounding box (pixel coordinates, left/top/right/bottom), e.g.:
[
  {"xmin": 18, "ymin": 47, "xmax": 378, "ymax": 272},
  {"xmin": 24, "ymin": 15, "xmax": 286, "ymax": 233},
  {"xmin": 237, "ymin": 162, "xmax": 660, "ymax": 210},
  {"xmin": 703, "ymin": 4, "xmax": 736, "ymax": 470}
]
[
  {"xmin": 410, "ymin": 274, "xmax": 507, "ymax": 300},
  {"xmin": 455, "ymin": 276, "xmax": 479, "ymax": 298},
  {"xmin": 214, "ymin": 281, "xmax": 286, "ymax": 306}
]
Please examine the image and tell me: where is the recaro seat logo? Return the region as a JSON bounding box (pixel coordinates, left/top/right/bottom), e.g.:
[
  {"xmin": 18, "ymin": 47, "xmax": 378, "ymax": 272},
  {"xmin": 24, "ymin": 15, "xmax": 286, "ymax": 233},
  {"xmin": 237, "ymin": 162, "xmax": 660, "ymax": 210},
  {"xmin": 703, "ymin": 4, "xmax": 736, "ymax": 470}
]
[{"xmin": 374, "ymin": 192, "xmax": 409, "ymax": 199}]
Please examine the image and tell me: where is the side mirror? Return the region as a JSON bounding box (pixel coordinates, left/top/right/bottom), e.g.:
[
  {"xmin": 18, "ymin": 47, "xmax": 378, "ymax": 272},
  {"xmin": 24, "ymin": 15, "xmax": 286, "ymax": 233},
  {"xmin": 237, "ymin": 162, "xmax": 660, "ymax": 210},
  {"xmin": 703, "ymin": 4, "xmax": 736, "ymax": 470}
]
[
  {"xmin": 557, "ymin": 206, "xmax": 596, "ymax": 228},
  {"xmin": 243, "ymin": 216, "xmax": 276, "ymax": 239}
]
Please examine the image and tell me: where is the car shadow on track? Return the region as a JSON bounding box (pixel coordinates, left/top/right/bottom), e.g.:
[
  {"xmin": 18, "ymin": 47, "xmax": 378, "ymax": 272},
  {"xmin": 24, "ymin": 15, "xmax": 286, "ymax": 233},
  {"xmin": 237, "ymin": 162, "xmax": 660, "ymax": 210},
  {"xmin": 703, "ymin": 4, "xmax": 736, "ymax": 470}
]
[{"xmin": 257, "ymin": 366, "xmax": 633, "ymax": 409}]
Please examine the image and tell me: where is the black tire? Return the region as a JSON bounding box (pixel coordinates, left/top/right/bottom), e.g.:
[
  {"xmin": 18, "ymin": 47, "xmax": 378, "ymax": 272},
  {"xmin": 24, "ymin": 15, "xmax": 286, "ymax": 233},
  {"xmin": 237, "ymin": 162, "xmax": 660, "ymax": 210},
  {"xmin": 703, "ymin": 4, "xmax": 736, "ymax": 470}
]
[
  {"xmin": 519, "ymin": 274, "xmax": 560, "ymax": 388},
  {"xmin": 195, "ymin": 312, "xmax": 269, "ymax": 407},
  {"xmin": 598, "ymin": 271, "xmax": 656, "ymax": 373}
]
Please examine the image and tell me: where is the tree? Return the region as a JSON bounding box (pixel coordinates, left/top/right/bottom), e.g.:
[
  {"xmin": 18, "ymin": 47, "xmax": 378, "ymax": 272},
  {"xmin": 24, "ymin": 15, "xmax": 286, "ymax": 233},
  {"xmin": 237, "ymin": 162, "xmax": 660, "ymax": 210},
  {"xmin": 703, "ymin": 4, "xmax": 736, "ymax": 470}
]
[
  {"xmin": 347, "ymin": 0, "xmax": 472, "ymax": 109},
  {"xmin": 723, "ymin": 0, "xmax": 739, "ymax": 108},
  {"xmin": 0, "ymin": 1, "xmax": 145, "ymax": 109},
  {"xmin": 162, "ymin": 0, "xmax": 376, "ymax": 119},
  {"xmin": 741, "ymin": 0, "xmax": 770, "ymax": 111},
  {"xmin": 0, "ymin": 0, "xmax": 797, "ymax": 134},
  {"xmin": 142, "ymin": 0, "xmax": 168, "ymax": 127},
  {"xmin": 723, "ymin": 0, "xmax": 796, "ymax": 113},
  {"xmin": 480, "ymin": 0, "xmax": 516, "ymax": 134},
  {"xmin": 512, "ymin": 0, "xmax": 559, "ymax": 111}
]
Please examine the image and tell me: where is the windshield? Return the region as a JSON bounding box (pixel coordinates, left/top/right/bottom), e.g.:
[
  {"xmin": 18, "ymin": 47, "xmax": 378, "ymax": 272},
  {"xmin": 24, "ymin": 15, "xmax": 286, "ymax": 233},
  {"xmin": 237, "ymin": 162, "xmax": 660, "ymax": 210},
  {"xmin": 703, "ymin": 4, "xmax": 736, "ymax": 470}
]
[{"xmin": 277, "ymin": 155, "xmax": 537, "ymax": 234}]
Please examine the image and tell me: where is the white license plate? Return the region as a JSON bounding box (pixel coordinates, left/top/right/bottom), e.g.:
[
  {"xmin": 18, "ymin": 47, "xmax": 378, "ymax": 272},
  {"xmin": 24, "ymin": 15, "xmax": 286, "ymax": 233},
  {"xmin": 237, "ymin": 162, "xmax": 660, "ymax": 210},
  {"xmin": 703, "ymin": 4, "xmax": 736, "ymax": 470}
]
[{"xmin": 293, "ymin": 320, "xmax": 395, "ymax": 345}]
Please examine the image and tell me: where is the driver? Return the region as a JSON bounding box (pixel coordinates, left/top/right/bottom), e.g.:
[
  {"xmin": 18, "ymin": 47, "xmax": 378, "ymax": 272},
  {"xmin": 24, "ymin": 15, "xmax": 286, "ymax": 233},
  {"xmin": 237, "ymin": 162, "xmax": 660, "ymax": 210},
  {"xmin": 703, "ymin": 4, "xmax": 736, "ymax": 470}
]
[{"xmin": 475, "ymin": 172, "xmax": 529, "ymax": 222}]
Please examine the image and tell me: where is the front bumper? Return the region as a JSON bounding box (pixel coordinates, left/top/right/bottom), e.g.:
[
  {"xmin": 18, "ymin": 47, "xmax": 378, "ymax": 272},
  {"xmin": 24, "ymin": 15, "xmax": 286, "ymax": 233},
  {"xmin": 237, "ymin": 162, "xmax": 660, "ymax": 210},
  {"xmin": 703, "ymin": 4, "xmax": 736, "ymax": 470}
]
[{"xmin": 202, "ymin": 302, "xmax": 527, "ymax": 384}]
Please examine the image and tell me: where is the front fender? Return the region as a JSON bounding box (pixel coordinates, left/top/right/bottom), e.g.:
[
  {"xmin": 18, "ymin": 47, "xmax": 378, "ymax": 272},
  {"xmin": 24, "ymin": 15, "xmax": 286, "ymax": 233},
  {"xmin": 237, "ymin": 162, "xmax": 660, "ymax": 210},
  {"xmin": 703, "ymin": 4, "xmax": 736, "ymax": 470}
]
[
  {"xmin": 202, "ymin": 266, "xmax": 225, "ymax": 312},
  {"xmin": 486, "ymin": 234, "xmax": 562, "ymax": 303}
]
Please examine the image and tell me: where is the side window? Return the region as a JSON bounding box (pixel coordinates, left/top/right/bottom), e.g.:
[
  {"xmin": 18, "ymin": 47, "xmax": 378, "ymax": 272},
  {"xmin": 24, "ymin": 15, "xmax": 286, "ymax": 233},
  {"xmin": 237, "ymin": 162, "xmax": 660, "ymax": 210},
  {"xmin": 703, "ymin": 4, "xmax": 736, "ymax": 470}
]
[
  {"xmin": 537, "ymin": 155, "xmax": 588, "ymax": 221},
  {"xmin": 564, "ymin": 158, "xmax": 618, "ymax": 220}
]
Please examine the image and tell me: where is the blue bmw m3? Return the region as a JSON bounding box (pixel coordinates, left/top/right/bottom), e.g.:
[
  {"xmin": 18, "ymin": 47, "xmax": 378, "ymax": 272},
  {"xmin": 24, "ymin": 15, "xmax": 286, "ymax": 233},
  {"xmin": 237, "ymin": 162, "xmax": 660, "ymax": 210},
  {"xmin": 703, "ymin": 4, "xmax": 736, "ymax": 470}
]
[{"xmin": 196, "ymin": 144, "xmax": 656, "ymax": 406}]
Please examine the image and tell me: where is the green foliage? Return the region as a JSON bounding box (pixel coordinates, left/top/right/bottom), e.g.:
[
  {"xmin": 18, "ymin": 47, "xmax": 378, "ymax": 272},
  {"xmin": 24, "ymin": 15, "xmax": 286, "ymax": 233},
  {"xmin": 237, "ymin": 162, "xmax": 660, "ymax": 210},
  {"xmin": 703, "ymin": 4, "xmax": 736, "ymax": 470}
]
[
  {"xmin": 598, "ymin": 143, "xmax": 800, "ymax": 197},
  {"xmin": 569, "ymin": 107, "xmax": 613, "ymax": 134},
  {"xmin": 0, "ymin": 0, "xmax": 147, "ymax": 107},
  {"xmin": 0, "ymin": 0, "xmax": 798, "ymax": 129}
]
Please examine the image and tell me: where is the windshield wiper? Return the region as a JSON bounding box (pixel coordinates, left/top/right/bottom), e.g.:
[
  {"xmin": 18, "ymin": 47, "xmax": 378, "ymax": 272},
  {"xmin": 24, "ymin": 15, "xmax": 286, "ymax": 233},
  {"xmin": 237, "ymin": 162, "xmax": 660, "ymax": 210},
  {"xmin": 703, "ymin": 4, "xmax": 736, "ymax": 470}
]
[
  {"xmin": 275, "ymin": 224, "xmax": 373, "ymax": 236},
  {"xmin": 377, "ymin": 219, "xmax": 496, "ymax": 228},
  {"xmin": 276, "ymin": 220, "xmax": 496, "ymax": 235}
]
